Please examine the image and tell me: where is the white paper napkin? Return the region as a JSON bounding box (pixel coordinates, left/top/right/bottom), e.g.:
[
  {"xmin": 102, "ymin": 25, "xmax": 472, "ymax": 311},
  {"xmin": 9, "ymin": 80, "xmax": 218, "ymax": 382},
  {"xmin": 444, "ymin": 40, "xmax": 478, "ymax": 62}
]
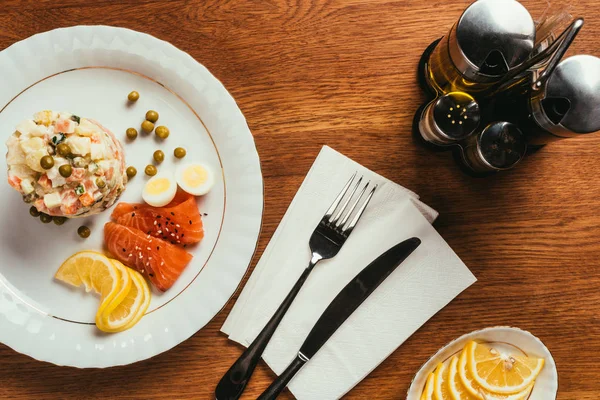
[{"xmin": 221, "ymin": 146, "xmax": 476, "ymax": 399}]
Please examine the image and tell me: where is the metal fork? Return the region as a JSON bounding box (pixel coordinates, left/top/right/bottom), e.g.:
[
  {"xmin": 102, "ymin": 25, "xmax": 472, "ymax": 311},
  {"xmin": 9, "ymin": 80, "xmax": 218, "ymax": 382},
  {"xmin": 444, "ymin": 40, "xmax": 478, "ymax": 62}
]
[{"xmin": 215, "ymin": 173, "xmax": 376, "ymax": 400}]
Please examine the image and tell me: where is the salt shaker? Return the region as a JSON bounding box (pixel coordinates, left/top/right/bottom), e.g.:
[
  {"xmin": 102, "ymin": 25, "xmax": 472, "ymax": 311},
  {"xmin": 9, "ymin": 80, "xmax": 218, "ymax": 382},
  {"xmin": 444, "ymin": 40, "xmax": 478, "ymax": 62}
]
[{"xmin": 417, "ymin": 92, "xmax": 480, "ymax": 146}]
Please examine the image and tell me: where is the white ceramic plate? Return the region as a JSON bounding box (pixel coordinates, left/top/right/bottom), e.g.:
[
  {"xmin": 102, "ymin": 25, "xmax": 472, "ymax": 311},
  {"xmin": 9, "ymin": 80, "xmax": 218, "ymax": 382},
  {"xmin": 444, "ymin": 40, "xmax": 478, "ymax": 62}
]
[
  {"xmin": 406, "ymin": 326, "xmax": 558, "ymax": 399},
  {"xmin": 0, "ymin": 26, "xmax": 263, "ymax": 368}
]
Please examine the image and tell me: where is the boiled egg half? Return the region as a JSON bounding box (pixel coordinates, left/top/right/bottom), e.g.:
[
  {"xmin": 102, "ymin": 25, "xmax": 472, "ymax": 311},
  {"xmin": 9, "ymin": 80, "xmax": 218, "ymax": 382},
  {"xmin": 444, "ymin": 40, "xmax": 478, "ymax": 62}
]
[
  {"xmin": 142, "ymin": 173, "xmax": 177, "ymax": 207},
  {"xmin": 176, "ymin": 163, "xmax": 214, "ymax": 196}
]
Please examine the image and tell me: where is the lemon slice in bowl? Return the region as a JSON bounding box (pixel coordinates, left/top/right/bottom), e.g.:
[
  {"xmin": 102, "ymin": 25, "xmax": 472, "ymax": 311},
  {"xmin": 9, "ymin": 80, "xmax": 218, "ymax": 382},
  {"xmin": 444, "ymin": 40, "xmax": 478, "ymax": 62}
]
[
  {"xmin": 421, "ymin": 372, "xmax": 435, "ymax": 400},
  {"xmin": 452, "ymin": 354, "xmax": 533, "ymax": 400},
  {"xmin": 448, "ymin": 355, "xmax": 479, "ymax": 400},
  {"xmin": 466, "ymin": 341, "xmax": 544, "ymax": 394},
  {"xmin": 96, "ymin": 262, "xmax": 151, "ymax": 333},
  {"xmin": 55, "ymin": 251, "xmax": 130, "ymax": 313},
  {"xmin": 433, "ymin": 361, "xmax": 452, "ymax": 399}
]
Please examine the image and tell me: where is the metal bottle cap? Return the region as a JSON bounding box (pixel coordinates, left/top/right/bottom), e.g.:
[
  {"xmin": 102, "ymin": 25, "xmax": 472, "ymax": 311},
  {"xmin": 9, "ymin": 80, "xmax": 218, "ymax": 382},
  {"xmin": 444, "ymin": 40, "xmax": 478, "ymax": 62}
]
[
  {"xmin": 462, "ymin": 122, "xmax": 526, "ymax": 172},
  {"xmin": 478, "ymin": 122, "xmax": 526, "ymax": 170},
  {"xmin": 531, "ymin": 55, "xmax": 600, "ymax": 137},
  {"xmin": 450, "ymin": 0, "xmax": 535, "ymax": 82},
  {"xmin": 418, "ymin": 92, "xmax": 480, "ymax": 145}
]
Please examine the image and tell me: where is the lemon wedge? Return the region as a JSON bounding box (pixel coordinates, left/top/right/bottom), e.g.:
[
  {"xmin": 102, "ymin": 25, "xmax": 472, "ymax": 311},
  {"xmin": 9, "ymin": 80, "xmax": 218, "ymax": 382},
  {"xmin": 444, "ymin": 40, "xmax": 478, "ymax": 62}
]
[
  {"xmin": 465, "ymin": 341, "xmax": 544, "ymax": 394},
  {"xmin": 433, "ymin": 362, "xmax": 452, "ymax": 399},
  {"xmin": 55, "ymin": 251, "xmax": 130, "ymax": 313},
  {"xmin": 96, "ymin": 261, "xmax": 151, "ymax": 333}
]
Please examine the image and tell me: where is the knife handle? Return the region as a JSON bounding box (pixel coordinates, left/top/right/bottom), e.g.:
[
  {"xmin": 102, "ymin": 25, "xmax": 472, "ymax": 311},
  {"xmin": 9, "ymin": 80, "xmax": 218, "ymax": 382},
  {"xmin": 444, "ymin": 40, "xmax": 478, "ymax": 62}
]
[
  {"xmin": 257, "ymin": 355, "xmax": 307, "ymax": 400},
  {"xmin": 215, "ymin": 261, "xmax": 318, "ymax": 400}
]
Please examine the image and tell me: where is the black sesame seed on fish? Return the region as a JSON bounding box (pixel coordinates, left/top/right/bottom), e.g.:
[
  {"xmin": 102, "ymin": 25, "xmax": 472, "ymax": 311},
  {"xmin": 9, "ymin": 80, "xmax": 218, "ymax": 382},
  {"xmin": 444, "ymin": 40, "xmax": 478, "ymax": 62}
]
[
  {"xmin": 122, "ymin": 248, "xmax": 126, "ymax": 252},
  {"xmin": 131, "ymin": 212, "xmax": 136, "ymax": 217},
  {"xmin": 189, "ymin": 220, "xmax": 192, "ymax": 225},
  {"xmin": 181, "ymin": 234, "xmax": 185, "ymax": 238},
  {"xmin": 203, "ymin": 213, "xmax": 208, "ymax": 216},
  {"xmin": 156, "ymin": 215, "xmax": 161, "ymax": 219},
  {"xmin": 170, "ymin": 212, "xmax": 175, "ymax": 216},
  {"xmin": 156, "ymin": 246, "xmax": 160, "ymax": 250}
]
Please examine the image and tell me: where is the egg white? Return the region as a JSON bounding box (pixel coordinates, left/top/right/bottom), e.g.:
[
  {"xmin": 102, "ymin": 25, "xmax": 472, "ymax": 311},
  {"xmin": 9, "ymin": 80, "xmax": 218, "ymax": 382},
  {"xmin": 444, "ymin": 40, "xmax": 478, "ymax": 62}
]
[
  {"xmin": 142, "ymin": 173, "xmax": 178, "ymax": 207},
  {"xmin": 175, "ymin": 163, "xmax": 215, "ymax": 196}
]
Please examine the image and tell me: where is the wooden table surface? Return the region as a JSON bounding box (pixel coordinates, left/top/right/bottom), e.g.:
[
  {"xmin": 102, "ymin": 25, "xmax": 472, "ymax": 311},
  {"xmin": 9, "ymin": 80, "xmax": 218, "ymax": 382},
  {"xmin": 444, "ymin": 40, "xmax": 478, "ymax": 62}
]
[{"xmin": 1, "ymin": 1, "xmax": 599, "ymax": 399}]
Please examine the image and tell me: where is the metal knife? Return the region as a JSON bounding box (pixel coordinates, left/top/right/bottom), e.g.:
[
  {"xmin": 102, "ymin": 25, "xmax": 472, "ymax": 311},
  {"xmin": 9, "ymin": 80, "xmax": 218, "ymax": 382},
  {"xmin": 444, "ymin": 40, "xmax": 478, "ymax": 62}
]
[{"xmin": 256, "ymin": 237, "xmax": 421, "ymax": 400}]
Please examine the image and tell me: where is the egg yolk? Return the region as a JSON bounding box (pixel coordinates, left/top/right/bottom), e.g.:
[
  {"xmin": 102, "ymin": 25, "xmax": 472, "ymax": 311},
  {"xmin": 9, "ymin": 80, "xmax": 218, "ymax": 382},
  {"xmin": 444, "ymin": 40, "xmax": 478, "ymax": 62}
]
[
  {"xmin": 147, "ymin": 177, "xmax": 171, "ymax": 194},
  {"xmin": 183, "ymin": 166, "xmax": 208, "ymax": 188}
]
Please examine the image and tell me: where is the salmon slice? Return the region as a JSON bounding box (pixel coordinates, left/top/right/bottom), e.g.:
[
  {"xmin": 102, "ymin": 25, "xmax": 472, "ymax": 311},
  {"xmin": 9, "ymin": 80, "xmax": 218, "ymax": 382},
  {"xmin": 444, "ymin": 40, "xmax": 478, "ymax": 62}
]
[
  {"xmin": 111, "ymin": 192, "xmax": 204, "ymax": 245},
  {"xmin": 104, "ymin": 222, "xmax": 193, "ymax": 292},
  {"xmin": 112, "ymin": 190, "xmax": 190, "ymax": 219}
]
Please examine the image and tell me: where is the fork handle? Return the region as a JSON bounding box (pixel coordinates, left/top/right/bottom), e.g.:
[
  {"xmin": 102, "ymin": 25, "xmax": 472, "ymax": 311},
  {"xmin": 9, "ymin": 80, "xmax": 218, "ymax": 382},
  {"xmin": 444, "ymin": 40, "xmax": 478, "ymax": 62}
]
[{"xmin": 215, "ymin": 256, "xmax": 320, "ymax": 400}]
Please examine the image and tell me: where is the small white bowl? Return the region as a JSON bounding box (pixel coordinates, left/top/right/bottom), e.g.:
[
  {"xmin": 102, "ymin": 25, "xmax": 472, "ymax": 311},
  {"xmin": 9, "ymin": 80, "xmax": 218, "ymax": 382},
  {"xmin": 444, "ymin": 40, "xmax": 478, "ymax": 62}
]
[{"xmin": 406, "ymin": 326, "xmax": 558, "ymax": 400}]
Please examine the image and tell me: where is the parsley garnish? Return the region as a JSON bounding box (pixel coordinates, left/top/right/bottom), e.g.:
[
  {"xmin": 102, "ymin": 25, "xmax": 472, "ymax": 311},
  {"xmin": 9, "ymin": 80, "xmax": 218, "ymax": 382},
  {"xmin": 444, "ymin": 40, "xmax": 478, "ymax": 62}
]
[{"xmin": 51, "ymin": 133, "xmax": 66, "ymax": 146}]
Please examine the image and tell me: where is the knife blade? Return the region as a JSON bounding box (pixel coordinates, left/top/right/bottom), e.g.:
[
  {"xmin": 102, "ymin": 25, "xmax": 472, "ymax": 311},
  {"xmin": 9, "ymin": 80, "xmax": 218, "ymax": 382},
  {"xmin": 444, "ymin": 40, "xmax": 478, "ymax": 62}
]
[{"xmin": 257, "ymin": 237, "xmax": 421, "ymax": 400}]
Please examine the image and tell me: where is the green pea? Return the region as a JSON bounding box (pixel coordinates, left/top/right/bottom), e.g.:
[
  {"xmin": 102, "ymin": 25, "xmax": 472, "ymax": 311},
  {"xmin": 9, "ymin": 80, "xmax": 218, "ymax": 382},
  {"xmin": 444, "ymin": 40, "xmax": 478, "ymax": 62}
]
[
  {"xmin": 126, "ymin": 166, "xmax": 137, "ymax": 178},
  {"xmin": 29, "ymin": 206, "xmax": 40, "ymax": 217},
  {"xmin": 78, "ymin": 226, "xmax": 91, "ymax": 238},
  {"xmin": 174, "ymin": 147, "xmax": 187, "ymax": 159},
  {"xmin": 56, "ymin": 143, "xmax": 71, "ymax": 157},
  {"xmin": 126, "ymin": 128, "xmax": 138, "ymax": 140},
  {"xmin": 155, "ymin": 126, "xmax": 170, "ymax": 139},
  {"xmin": 39, "ymin": 213, "xmax": 53, "ymax": 224},
  {"xmin": 53, "ymin": 216, "xmax": 67, "ymax": 226},
  {"xmin": 145, "ymin": 110, "xmax": 159, "ymax": 123},
  {"xmin": 59, "ymin": 164, "xmax": 72, "ymax": 178},
  {"xmin": 96, "ymin": 177, "xmax": 106, "ymax": 189},
  {"xmin": 141, "ymin": 120, "xmax": 155, "ymax": 133},
  {"xmin": 153, "ymin": 150, "xmax": 165, "ymax": 164},
  {"xmin": 128, "ymin": 91, "xmax": 140, "ymax": 102},
  {"xmin": 145, "ymin": 165, "xmax": 157, "ymax": 176},
  {"xmin": 40, "ymin": 155, "xmax": 55, "ymax": 170}
]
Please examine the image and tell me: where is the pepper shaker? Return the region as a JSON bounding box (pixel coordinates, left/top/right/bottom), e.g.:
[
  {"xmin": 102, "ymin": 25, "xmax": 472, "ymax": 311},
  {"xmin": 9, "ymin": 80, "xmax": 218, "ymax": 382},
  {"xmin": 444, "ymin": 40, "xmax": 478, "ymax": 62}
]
[{"xmin": 459, "ymin": 122, "xmax": 527, "ymax": 174}]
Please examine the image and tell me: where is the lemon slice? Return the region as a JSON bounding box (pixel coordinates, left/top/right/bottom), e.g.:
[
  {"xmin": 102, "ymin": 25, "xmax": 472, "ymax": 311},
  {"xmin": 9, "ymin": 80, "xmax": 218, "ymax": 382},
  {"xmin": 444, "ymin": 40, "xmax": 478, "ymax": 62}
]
[
  {"xmin": 457, "ymin": 347, "xmax": 535, "ymax": 399},
  {"xmin": 453, "ymin": 351, "xmax": 534, "ymax": 399},
  {"xmin": 466, "ymin": 341, "xmax": 544, "ymax": 394},
  {"xmin": 96, "ymin": 262, "xmax": 151, "ymax": 333},
  {"xmin": 433, "ymin": 362, "xmax": 452, "ymax": 399},
  {"xmin": 422, "ymin": 372, "xmax": 435, "ymax": 400},
  {"xmin": 55, "ymin": 251, "xmax": 130, "ymax": 314},
  {"xmin": 448, "ymin": 355, "xmax": 479, "ymax": 400},
  {"xmin": 121, "ymin": 269, "xmax": 151, "ymax": 331}
]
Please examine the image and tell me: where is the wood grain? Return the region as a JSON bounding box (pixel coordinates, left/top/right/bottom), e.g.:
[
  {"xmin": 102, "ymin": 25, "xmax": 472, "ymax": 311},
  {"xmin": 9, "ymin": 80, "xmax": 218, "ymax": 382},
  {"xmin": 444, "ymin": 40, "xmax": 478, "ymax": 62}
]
[{"xmin": 1, "ymin": 0, "xmax": 599, "ymax": 399}]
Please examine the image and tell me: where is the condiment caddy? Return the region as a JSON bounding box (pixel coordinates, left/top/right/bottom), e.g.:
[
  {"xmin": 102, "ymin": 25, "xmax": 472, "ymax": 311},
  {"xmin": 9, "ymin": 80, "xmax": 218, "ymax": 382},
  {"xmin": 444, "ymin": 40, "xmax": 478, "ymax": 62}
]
[{"xmin": 414, "ymin": 0, "xmax": 600, "ymax": 176}]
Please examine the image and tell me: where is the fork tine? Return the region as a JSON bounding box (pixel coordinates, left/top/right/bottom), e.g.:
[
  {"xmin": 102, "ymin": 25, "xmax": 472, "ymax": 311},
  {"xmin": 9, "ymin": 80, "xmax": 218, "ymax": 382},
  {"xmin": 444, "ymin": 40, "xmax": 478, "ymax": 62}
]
[
  {"xmin": 337, "ymin": 180, "xmax": 368, "ymax": 228},
  {"xmin": 342, "ymin": 184, "xmax": 377, "ymax": 235},
  {"xmin": 330, "ymin": 176, "xmax": 362, "ymax": 225},
  {"xmin": 324, "ymin": 172, "xmax": 356, "ymax": 220}
]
